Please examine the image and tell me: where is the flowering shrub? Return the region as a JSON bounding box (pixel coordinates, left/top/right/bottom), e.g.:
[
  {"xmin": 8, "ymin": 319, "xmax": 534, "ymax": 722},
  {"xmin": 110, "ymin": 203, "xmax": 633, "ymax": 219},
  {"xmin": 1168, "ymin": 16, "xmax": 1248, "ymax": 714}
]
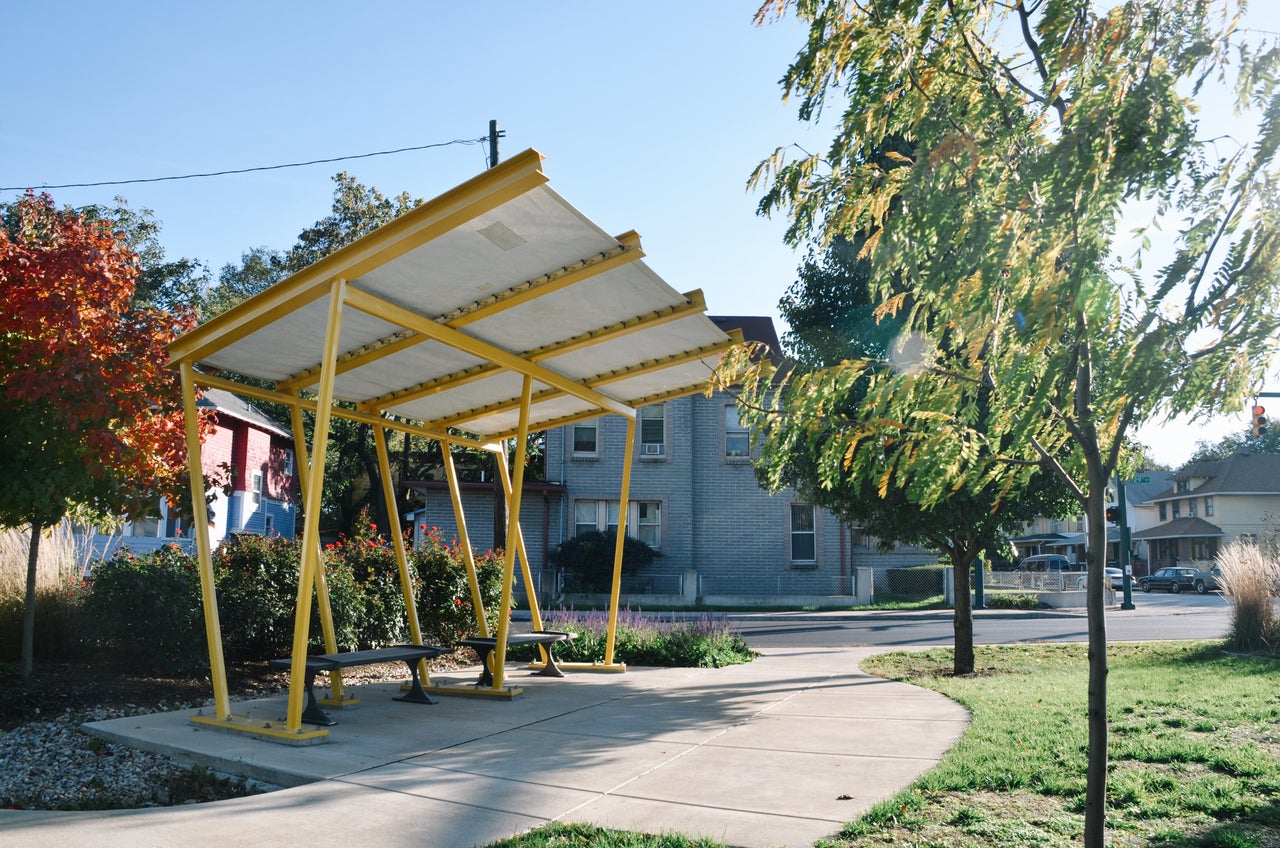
[
  {"xmin": 411, "ymin": 526, "xmax": 504, "ymax": 644},
  {"xmin": 535, "ymin": 607, "xmax": 755, "ymax": 668},
  {"xmin": 324, "ymin": 518, "xmax": 408, "ymax": 649}
]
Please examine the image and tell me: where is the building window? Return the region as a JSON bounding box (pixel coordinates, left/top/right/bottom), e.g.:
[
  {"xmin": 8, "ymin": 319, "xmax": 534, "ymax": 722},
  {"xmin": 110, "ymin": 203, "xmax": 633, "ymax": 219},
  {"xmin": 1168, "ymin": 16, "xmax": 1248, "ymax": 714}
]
[
  {"xmin": 283, "ymin": 448, "xmax": 295, "ymax": 478},
  {"xmin": 1176, "ymin": 479, "xmax": 1190, "ymax": 493},
  {"xmin": 1204, "ymin": 496, "xmax": 1214, "ymax": 517},
  {"xmin": 639, "ymin": 404, "xmax": 665, "ymax": 456},
  {"xmin": 264, "ymin": 513, "xmax": 275, "ymax": 536},
  {"xmin": 1172, "ymin": 500, "xmax": 1181, "ymax": 519},
  {"xmin": 1159, "ymin": 502, "xmax": 1167, "ymax": 521},
  {"xmin": 790, "ymin": 504, "xmax": 816, "ymax": 563},
  {"xmin": 1188, "ymin": 499, "xmax": 1198, "ymax": 517},
  {"xmin": 573, "ymin": 499, "xmax": 662, "ymax": 550},
  {"xmin": 572, "ymin": 421, "xmax": 598, "ymax": 457},
  {"xmin": 250, "ymin": 470, "xmax": 263, "ymax": 507},
  {"xmin": 725, "ymin": 405, "xmax": 750, "ymax": 458}
]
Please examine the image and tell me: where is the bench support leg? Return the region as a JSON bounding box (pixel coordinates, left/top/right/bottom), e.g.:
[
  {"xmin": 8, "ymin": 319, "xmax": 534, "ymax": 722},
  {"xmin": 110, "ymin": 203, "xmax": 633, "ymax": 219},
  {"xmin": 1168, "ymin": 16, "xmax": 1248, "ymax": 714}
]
[{"xmin": 393, "ymin": 660, "xmax": 439, "ymax": 705}]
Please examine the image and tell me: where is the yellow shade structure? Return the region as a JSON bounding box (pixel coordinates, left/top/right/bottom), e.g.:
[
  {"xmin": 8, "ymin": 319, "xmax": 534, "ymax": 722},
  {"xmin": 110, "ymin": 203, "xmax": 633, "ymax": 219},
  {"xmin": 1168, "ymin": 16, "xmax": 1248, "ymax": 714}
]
[{"xmin": 169, "ymin": 150, "xmax": 736, "ymax": 741}]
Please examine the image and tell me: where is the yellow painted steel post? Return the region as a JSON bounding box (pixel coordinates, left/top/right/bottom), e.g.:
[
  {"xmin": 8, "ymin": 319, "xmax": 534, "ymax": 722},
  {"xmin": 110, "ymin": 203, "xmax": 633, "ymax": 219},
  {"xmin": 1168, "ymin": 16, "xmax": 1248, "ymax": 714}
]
[
  {"xmin": 496, "ymin": 455, "xmax": 545, "ymax": 632},
  {"xmin": 491, "ymin": 376, "xmax": 533, "ymax": 689},
  {"xmin": 180, "ymin": 362, "xmax": 231, "ymax": 719},
  {"xmin": 285, "ymin": 278, "xmax": 345, "ymax": 731},
  {"xmin": 374, "ymin": 423, "xmax": 431, "ymax": 685},
  {"xmin": 441, "ymin": 442, "xmax": 489, "ymax": 637},
  {"xmin": 605, "ymin": 417, "xmax": 637, "ymax": 665},
  {"xmin": 289, "ymin": 403, "xmax": 344, "ymax": 703}
]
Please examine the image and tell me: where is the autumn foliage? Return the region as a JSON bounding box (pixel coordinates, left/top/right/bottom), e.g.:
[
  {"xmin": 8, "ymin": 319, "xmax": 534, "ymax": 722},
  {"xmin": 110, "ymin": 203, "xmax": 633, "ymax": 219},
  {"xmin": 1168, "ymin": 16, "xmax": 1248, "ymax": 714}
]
[
  {"xmin": 0, "ymin": 192, "xmax": 210, "ymax": 675},
  {"xmin": 0, "ymin": 192, "xmax": 205, "ymax": 528}
]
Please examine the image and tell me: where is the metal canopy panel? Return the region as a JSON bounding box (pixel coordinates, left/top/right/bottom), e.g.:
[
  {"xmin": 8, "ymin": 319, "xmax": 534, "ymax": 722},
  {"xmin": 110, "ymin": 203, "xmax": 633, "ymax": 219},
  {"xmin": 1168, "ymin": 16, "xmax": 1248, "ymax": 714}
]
[{"xmin": 170, "ymin": 149, "xmax": 733, "ymax": 438}]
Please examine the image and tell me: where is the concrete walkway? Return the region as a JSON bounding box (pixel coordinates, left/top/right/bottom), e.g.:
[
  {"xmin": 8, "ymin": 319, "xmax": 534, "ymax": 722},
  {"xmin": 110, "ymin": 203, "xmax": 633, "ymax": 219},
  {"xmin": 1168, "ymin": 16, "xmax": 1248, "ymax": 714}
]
[{"xmin": 0, "ymin": 647, "xmax": 968, "ymax": 848}]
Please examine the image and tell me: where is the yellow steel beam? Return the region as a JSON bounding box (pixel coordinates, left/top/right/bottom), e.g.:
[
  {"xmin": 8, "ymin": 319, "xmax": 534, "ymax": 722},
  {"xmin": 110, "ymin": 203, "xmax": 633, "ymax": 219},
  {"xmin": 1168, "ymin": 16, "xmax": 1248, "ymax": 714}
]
[
  {"xmin": 356, "ymin": 291, "xmax": 710, "ymax": 414},
  {"xmin": 286, "ymin": 278, "xmax": 345, "ymax": 732},
  {"xmin": 426, "ymin": 339, "xmax": 737, "ymax": 431},
  {"xmin": 604, "ymin": 416, "xmax": 636, "ymax": 666},
  {"xmin": 496, "ymin": 453, "xmax": 544, "ymax": 633},
  {"xmin": 279, "ymin": 232, "xmax": 646, "ymax": 396},
  {"xmin": 180, "ymin": 362, "xmax": 231, "ymax": 720},
  {"xmin": 343, "ymin": 285, "xmax": 635, "ymax": 419},
  {"xmin": 445, "ymin": 231, "xmax": 643, "ymax": 329},
  {"xmin": 187, "ymin": 371, "xmax": 487, "ymax": 449},
  {"xmin": 441, "ymin": 442, "xmax": 490, "ymax": 637},
  {"xmin": 491, "ymin": 378, "xmax": 533, "ymax": 689},
  {"xmin": 291, "ymin": 403, "xmax": 347, "ymax": 705},
  {"xmin": 167, "ymin": 149, "xmax": 548, "ymax": 368}
]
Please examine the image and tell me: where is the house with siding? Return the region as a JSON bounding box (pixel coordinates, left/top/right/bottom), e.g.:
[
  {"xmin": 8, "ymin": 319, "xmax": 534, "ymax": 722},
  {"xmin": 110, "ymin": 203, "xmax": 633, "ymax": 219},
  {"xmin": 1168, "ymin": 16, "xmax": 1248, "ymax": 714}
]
[
  {"xmin": 407, "ymin": 316, "xmax": 938, "ymax": 606},
  {"xmin": 86, "ymin": 387, "xmax": 299, "ymax": 558},
  {"xmin": 1132, "ymin": 452, "xmax": 1280, "ymax": 569}
]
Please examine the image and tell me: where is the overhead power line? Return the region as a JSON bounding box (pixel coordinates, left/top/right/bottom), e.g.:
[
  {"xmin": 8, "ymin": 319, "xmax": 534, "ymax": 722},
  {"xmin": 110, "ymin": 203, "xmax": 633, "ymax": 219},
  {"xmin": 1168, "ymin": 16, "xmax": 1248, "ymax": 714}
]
[{"xmin": 3, "ymin": 136, "xmax": 490, "ymax": 192}]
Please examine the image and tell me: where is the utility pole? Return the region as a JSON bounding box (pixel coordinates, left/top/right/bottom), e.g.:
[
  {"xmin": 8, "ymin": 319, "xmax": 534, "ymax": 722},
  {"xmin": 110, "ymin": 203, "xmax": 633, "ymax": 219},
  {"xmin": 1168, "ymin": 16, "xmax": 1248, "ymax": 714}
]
[{"xmin": 488, "ymin": 120, "xmax": 502, "ymax": 169}]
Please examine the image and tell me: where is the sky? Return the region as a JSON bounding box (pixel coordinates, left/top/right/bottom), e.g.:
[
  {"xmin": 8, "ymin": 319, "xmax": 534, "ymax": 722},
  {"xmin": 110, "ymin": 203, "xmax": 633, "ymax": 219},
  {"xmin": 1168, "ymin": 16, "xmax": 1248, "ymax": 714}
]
[{"xmin": 4, "ymin": 2, "xmax": 1278, "ymax": 469}]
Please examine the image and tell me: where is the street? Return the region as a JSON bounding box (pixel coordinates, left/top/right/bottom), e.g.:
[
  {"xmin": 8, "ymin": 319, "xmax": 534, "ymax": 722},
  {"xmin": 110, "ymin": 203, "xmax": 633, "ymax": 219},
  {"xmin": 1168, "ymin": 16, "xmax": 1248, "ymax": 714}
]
[{"xmin": 730, "ymin": 592, "xmax": 1234, "ymax": 650}]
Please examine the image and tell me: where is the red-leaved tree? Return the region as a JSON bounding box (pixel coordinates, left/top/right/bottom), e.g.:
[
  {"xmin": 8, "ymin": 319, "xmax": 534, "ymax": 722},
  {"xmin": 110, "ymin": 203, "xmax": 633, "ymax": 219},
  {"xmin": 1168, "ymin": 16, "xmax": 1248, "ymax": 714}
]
[{"xmin": 0, "ymin": 192, "xmax": 208, "ymax": 677}]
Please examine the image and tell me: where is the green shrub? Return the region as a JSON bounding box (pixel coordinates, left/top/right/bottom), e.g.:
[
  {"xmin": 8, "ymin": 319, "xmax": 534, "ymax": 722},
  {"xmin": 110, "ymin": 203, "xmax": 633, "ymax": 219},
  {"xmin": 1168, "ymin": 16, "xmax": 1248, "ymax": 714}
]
[
  {"xmin": 549, "ymin": 531, "xmax": 655, "ymax": 593},
  {"xmin": 82, "ymin": 545, "xmax": 207, "ymax": 674},
  {"xmin": 0, "ymin": 578, "xmax": 91, "ymax": 662},
  {"xmin": 985, "ymin": 592, "xmax": 1040, "ymax": 610},
  {"xmin": 324, "ymin": 518, "xmax": 408, "ymax": 649},
  {"xmin": 214, "ymin": 534, "xmax": 306, "ymax": 658}
]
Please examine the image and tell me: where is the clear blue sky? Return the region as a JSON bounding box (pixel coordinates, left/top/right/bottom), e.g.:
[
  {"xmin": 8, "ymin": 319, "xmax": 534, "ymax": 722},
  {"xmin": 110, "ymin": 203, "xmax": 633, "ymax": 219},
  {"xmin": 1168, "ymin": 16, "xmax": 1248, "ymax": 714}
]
[{"xmin": 4, "ymin": 2, "xmax": 1277, "ymax": 468}]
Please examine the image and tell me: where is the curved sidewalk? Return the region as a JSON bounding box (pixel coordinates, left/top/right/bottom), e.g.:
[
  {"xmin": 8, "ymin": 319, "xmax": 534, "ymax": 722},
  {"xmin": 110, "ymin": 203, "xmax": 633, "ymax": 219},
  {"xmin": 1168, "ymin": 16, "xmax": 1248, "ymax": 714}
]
[{"xmin": 0, "ymin": 647, "xmax": 968, "ymax": 848}]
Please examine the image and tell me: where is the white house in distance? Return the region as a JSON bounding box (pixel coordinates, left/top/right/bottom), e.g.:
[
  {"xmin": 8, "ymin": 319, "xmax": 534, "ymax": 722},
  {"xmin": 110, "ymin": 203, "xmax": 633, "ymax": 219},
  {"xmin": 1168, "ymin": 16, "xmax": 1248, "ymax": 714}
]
[{"xmin": 1132, "ymin": 452, "xmax": 1280, "ymax": 569}]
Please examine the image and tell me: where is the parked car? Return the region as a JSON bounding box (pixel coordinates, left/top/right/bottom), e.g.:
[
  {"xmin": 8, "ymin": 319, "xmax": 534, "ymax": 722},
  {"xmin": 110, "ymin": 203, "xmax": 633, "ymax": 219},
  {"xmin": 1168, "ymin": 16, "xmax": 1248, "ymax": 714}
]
[
  {"xmin": 1077, "ymin": 567, "xmax": 1125, "ymax": 591},
  {"xmin": 1139, "ymin": 567, "xmax": 1200, "ymax": 593},
  {"xmin": 1193, "ymin": 564, "xmax": 1222, "ymax": 594},
  {"xmin": 1017, "ymin": 554, "xmax": 1084, "ymax": 574}
]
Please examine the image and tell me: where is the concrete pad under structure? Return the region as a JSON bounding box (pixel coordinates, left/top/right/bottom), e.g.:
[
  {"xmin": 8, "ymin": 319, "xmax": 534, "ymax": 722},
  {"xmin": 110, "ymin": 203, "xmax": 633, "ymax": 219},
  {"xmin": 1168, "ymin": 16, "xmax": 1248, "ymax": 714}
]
[{"xmin": 0, "ymin": 647, "xmax": 969, "ymax": 848}]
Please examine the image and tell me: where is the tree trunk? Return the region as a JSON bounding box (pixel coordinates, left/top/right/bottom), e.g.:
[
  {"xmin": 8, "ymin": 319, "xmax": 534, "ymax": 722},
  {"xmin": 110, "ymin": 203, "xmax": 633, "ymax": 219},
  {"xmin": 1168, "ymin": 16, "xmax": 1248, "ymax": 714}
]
[
  {"xmin": 951, "ymin": 551, "xmax": 975, "ymax": 675},
  {"xmin": 22, "ymin": 521, "xmax": 41, "ymax": 679},
  {"xmin": 1083, "ymin": 458, "xmax": 1110, "ymax": 848}
]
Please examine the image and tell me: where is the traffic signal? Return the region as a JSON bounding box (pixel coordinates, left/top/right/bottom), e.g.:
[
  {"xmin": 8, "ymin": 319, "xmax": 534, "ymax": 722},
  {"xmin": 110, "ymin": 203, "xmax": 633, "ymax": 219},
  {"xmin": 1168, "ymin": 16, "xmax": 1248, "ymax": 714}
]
[
  {"xmin": 1105, "ymin": 506, "xmax": 1119, "ymax": 524},
  {"xmin": 1253, "ymin": 405, "xmax": 1267, "ymax": 437}
]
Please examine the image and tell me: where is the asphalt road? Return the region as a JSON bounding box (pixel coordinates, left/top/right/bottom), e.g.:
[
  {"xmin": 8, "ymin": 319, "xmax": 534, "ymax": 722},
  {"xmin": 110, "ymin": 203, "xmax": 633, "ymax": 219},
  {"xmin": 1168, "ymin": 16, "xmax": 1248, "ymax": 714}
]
[{"xmin": 730, "ymin": 591, "xmax": 1234, "ymax": 650}]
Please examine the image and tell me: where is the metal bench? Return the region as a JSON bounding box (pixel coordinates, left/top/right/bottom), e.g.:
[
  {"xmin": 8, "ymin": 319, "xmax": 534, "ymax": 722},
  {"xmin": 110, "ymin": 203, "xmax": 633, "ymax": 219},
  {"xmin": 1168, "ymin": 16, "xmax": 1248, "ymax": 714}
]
[
  {"xmin": 269, "ymin": 644, "xmax": 448, "ymax": 726},
  {"xmin": 457, "ymin": 630, "xmax": 577, "ymax": 688}
]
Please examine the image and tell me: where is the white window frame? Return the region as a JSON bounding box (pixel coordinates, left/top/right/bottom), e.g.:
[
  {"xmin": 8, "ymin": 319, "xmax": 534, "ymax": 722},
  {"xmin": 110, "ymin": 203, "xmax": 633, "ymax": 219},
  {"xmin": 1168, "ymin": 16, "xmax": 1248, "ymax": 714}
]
[
  {"xmin": 790, "ymin": 504, "xmax": 817, "ymax": 564},
  {"xmin": 573, "ymin": 499, "xmax": 662, "ymax": 550},
  {"xmin": 283, "ymin": 448, "xmax": 295, "ymax": 478},
  {"xmin": 571, "ymin": 421, "xmax": 599, "ymax": 457},
  {"xmin": 638, "ymin": 404, "xmax": 665, "ymax": 457},
  {"xmin": 725, "ymin": 405, "xmax": 750, "ymax": 458},
  {"xmin": 250, "ymin": 469, "xmax": 263, "ymax": 507}
]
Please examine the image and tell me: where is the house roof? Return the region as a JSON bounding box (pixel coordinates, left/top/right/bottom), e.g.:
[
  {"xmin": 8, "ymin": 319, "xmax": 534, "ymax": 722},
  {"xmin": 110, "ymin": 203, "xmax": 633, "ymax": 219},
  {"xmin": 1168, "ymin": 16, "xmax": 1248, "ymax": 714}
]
[
  {"xmin": 1131, "ymin": 517, "xmax": 1225, "ymax": 541},
  {"xmin": 198, "ymin": 387, "xmax": 290, "ymax": 439},
  {"xmin": 1150, "ymin": 452, "xmax": 1280, "ymax": 500},
  {"xmin": 1124, "ymin": 470, "xmax": 1174, "ymax": 505},
  {"xmin": 710, "ymin": 316, "xmax": 782, "ymax": 358},
  {"xmin": 168, "ymin": 149, "xmax": 735, "ymax": 444}
]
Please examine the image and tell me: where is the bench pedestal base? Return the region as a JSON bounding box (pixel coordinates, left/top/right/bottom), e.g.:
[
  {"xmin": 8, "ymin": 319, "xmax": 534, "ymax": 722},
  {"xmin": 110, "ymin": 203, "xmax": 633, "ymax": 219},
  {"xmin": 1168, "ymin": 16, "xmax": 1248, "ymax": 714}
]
[{"xmin": 189, "ymin": 711, "xmax": 330, "ymax": 746}]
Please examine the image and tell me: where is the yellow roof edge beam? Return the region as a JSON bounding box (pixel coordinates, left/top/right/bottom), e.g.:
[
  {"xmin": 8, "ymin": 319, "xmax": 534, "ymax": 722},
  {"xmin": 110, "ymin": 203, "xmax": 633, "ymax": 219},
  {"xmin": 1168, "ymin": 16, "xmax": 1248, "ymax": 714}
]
[
  {"xmin": 167, "ymin": 148, "xmax": 548, "ymax": 366},
  {"xmin": 187, "ymin": 371, "xmax": 488, "ymax": 449},
  {"xmin": 343, "ymin": 285, "xmax": 636, "ymax": 419}
]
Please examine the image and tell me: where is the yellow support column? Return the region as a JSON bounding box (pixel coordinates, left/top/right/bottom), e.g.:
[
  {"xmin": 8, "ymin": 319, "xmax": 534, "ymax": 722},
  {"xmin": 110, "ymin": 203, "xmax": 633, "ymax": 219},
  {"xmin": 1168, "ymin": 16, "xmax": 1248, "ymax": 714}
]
[
  {"xmin": 441, "ymin": 442, "xmax": 489, "ymax": 637},
  {"xmin": 285, "ymin": 278, "xmax": 345, "ymax": 732},
  {"xmin": 490, "ymin": 376, "xmax": 533, "ymax": 690},
  {"xmin": 180, "ymin": 362, "xmax": 231, "ymax": 719},
  {"xmin": 374, "ymin": 423, "xmax": 432, "ymax": 688},
  {"xmin": 290, "ymin": 403, "xmax": 347, "ymax": 707},
  {"xmin": 604, "ymin": 417, "xmax": 637, "ymax": 667},
  {"xmin": 496, "ymin": 449, "xmax": 545, "ymax": 632}
]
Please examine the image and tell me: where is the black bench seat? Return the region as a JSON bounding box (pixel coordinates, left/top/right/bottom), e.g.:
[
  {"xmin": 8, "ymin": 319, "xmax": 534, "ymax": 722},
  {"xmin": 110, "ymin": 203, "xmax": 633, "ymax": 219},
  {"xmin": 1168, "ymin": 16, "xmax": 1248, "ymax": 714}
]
[
  {"xmin": 458, "ymin": 630, "xmax": 577, "ymax": 688},
  {"xmin": 269, "ymin": 644, "xmax": 448, "ymax": 726}
]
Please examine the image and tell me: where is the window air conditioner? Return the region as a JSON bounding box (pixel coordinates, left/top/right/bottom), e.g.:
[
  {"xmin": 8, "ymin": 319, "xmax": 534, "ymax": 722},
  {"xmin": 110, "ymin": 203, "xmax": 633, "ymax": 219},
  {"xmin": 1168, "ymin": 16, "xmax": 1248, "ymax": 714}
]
[{"xmin": 643, "ymin": 443, "xmax": 663, "ymax": 455}]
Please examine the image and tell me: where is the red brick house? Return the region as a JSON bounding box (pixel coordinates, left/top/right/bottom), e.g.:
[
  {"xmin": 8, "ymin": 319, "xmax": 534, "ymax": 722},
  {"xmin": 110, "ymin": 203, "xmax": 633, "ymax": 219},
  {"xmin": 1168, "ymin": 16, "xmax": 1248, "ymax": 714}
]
[{"xmin": 87, "ymin": 388, "xmax": 298, "ymax": 557}]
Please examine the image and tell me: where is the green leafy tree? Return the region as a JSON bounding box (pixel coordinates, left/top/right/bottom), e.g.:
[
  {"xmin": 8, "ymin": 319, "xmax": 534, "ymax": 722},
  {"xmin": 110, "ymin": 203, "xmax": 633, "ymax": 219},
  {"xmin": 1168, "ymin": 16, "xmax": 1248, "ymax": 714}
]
[
  {"xmin": 0, "ymin": 193, "xmax": 209, "ymax": 677},
  {"xmin": 747, "ymin": 1, "xmax": 1280, "ymax": 842},
  {"xmin": 735, "ymin": 240, "xmax": 1075, "ymax": 674},
  {"xmin": 1188, "ymin": 425, "xmax": 1280, "ymax": 462}
]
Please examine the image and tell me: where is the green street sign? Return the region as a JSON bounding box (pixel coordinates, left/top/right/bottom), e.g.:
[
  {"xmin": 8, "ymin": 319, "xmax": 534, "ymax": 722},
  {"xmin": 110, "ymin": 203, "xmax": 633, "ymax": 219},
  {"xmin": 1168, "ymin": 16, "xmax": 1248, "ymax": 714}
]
[{"xmin": 1133, "ymin": 476, "xmax": 1150, "ymax": 484}]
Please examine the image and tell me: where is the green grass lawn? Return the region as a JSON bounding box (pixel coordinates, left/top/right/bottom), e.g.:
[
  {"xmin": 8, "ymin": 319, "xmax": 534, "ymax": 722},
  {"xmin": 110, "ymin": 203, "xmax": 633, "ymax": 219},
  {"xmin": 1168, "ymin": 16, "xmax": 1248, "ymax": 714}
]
[{"xmin": 488, "ymin": 642, "xmax": 1280, "ymax": 848}]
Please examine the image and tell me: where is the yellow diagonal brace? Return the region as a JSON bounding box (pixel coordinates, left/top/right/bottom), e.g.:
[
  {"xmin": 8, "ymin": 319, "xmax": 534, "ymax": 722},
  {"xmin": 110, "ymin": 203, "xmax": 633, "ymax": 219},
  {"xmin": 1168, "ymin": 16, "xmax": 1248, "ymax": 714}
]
[
  {"xmin": 605, "ymin": 417, "xmax": 636, "ymax": 666},
  {"xmin": 180, "ymin": 362, "xmax": 230, "ymax": 719},
  {"xmin": 491, "ymin": 377, "xmax": 533, "ymax": 689},
  {"xmin": 441, "ymin": 442, "xmax": 489, "ymax": 637},
  {"xmin": 343, "ymin": 285, "xmax": 635, "ymax": 419},
  {"xmin": 286, "ymin": 278, "xmax": 345, "ymax": 732}
]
